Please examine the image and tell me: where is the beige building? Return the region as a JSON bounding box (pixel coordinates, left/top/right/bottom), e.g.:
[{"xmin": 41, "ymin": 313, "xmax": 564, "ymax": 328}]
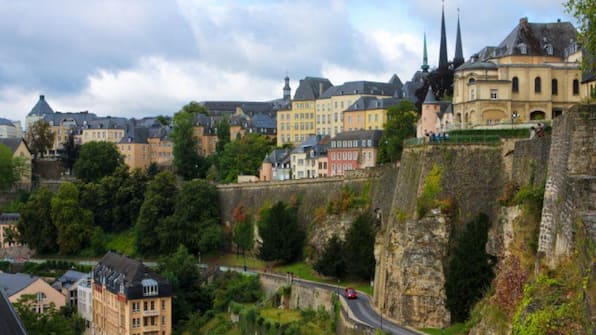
[
  {"xmin": 118, "ymin": 126, "xmax": 173, "ymax": 170},
  {"xmin": 0, "ymin": 272, "xmax": 66, "ymax": 313},
  {"xmin": 92, "ymin": 251, "xmax": 172, "ymax": 335},
  {"xmin": 0, "ymin": 117, "xmax": 21, "ymax": 139},
  {"xmin": 81, "ymin": 117, "xmax": 127, "ymax": 145},
  {"xmin": 343, "ymin": 96, "xmax": 401, "ymax": 133},
  {"xmin": 453, "ymin": 18, "xmax": 582, "ymax": 128}
]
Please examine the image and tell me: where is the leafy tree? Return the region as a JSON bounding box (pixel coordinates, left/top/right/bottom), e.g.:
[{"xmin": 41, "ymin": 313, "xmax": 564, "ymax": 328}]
[
  {"xmin": 74, "ymin": 141, "xmax": 124, "ymax": 183},
  {"xmin": 13, "ymin": 295, "xmax": 83, "ymax": 335},
  {"xmin": 26, "ymin": 119, "xmax": 54, "ymax": 158},
  {"xmin": 218, "ymin": 134, "xmax": 274, "ymax": 182},
  {"xmin": 212, "ymin": 271, "xmax": 262, "ymax": 311},
  {"xmin": 51, "ymin": 182, "xmax": 93, "ymax": 254},
  {"xmin": 258, "ymin": 201, "xmax": 304, "ymax": 263},
  {"xmin": 17, "ymin": 187, "xmax": 58, "ymax": 253},
  {"xmin": 233, "ymin": 205, "xmax": 254, "ymax": 256},
  {"xmin": 155, "ymin": 114, "xmax": 171, "ymax": 126},
  {"xmin": 377, "ymin": 100, "xmax": 418, "ymax": 163},
  {"xmin": 445, "ymin": 213, "xmax": 496, "ymax": 322},
  {"xmin": 0, "ymin": 143, "xmax": 20, "ymax": 190},
  {"xmin": 146, "ymin": 162, "xmax": 160, "ymax": 178},
  {"xmin": 59, "ymin": 131, "xmax": 79, "ymax": 175},
  {"xmin": 171, "ymin": 107, "xmax": 203, "ymax": 180},
  {"xmin": 565, "ymin": 0, "xmax": 595, "ymax": 69},
  {"xmin": 314, "ymin": 234, "xmax": 346, "ymax": 279},
  {"xmin": 343, "ymin": 212, "xmax": 377, "ymax": 280},
  {"xmin": 181, "ymin": 101, "xmax": 209, "ymax": 115},
  {"xmin": 157, "ymin": 179, "xmax": 221, "ymax": 254},
  {"xmin": 215, "ymin": 117, "xmax": 231, "ymax": 154},
  {"xmin": 135, "ymin": 171, "xmax": 177, "ymax": 254}
]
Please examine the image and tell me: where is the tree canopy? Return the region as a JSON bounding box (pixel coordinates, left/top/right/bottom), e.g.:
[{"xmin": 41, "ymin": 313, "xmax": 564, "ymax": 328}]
[
  {"xmin": 17, "ymin": 187, "xmax": 58, "ymax": 254},
  {"xmin": 51, "ymin": 182, "xmax": 93, "ymax": 254},
  {"xmin": 0, "ymin": 143, "xmax": 20, "ymax": 190},
  {"xmin": 258, "ymin": 201, "xmax": 304, "ymax": 263},
  {"xmin": 26, "ymin": 119, "xmax": 54, "ymax": 158},
  {"xmin": 171, "ymin": 107, "xmax": 203, "ymax": 180},
  {"xmin": 565, "ymin": 0, "xmax": 595, "ymax": 68},
  {"xmin": 218, "ymin": 133, "xmax": 274, "ymax": 183},
  {"xmin": 377, "ymin": 100, "xmax": 418, "ymax": 163},
  {"xmin": 74, "ymin": 141, "xmax": 124, "ymax": 183}
]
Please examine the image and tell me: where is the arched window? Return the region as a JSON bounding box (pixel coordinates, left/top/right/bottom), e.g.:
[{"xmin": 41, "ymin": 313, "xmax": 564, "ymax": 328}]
[
  {"xmin": 552, "ymin": 79, "xmax": 558, "ymax": 95},
  {"xmin": 142, "ymin": 279, "xmax": 159, "ymax": 296},
  {"xmin": 535, "ymin": 77, "xmax": 542, "ymax": 93},
  {"xmin": 512, "ymin": 77, "xmax": 519, "ymax": 93},
  {"xmin": 468, "ymin": 78, "xmax": 476, "ymax": 84},
  {"xmin": 573, "ymin": 79, "xmax": 579, "ymax": 95}
]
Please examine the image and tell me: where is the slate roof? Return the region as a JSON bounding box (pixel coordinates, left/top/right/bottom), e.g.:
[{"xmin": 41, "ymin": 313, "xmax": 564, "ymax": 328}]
[
  {"xmin": 0, "ymin": 288, "xmax": 27, "ymax": 335},
  {"xmin": 0, "ymin": 117, "xmax": 15, "ymax": 127},
  {"xmin": 424, "ymin": 88, "xmax": 438, "ymax": 103},
  {"xmin": 346, "ymin": 97, "xmax": 402, "ymax": 111},
  {"xmin": 53, "ymin": 270, "xmax": 86, "ymax": 290},
  {"xmin": 403, "ymin": 71, "xmax": 427, "ymax": 103},
  {"xmin": 456, "ymin": 61, "xmax": 498, "ymax": 71},
  {"xmin": 321, "ymin": 79, "xmax": 402, "ymax": 99},
  {"xmin": 293, "ymin": 77, "xmax": 333, "ymax": 101},
  {"xmin": 263, "ymin": 149, "xmax": 291, "ymax": 165},
  {"xmin": 251, "ymin": 113, "xmax": 276, "ymax": 129},
  {"xmin": 27, "ymin": 95, "xmax": 54, "ymax": 117},
  {"xmin": 331, "ymin": 130, "xmax": 384, "ymax": 146},
  {"xmin": 119, "ymin": 126, "xmax": 149, "ymax": 144},
  {"xmin": 43, "ymin": 111, "xmax": 98, "ymax": 127},
  {"xmin": 92, "ymin": 251, "xmax": 171, "ymax": 300},
  {"xmin": 0, "ymin": 213, "xmax": 20, "ymax": 224},
  {"xmin": 0, "ymin": 273, "xmax": 38, "ymax": 297},
  {"xmin": 201, "ymin": 101, "xmax": 277, "ymax": 117},
  {"xmin": 0, "ymin": 138, "xmax": 23, "ymax": 153},
  {"xmin": 467, "ymin": 18, "xmax": 577, "ymax": 63},
  {"xmin": 86, "ymin": 116, "xmax": 128, "ymax": 129}
]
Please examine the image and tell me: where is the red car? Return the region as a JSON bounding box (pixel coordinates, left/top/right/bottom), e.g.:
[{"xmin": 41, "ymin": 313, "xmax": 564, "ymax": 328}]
[{"xmin": 344, "ymin": 287, "xmax": 357, "ymax": 299}]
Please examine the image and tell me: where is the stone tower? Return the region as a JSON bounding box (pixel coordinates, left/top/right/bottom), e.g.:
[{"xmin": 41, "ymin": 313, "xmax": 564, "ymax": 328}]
[{"xmin": 283, "ymin": 75, "xmax": 291, "ymax": 102}]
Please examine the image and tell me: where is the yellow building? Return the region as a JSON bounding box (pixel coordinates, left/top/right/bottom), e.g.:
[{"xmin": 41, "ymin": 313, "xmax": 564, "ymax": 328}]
[
  {"xmin": 81, "ymin": 117, "xmax": 127, "ymax": 145},
  {"xmin": 277, "ymin": 77, "xmax": 333, "ymax": 146},
  {"xmin": 342, "ymin": 96, "xmax": 401, "ymax": 132},
  {"xmin": 453, "ymin": 18, "xmax": 582, "ymax": 127},
  {"xmin": 118, "ymin": 126, "xmax": 173, "ymax": 170},
  {"xmin": 92, "ymin": 251, "xmax": 172, "ymax": 335}
]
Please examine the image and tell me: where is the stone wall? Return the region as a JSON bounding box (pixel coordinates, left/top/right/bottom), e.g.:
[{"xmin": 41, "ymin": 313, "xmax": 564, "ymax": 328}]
[
  {"xmin": 373, "ymin": 144, "xmax": 506, "ymax": 328},
  {"xmin": 511, "ymin": 137, "xmax": 551, "ymax": 188},
  {"xmin": 538, "ymin": 104, "xmax": 596, "ymax": 267}
]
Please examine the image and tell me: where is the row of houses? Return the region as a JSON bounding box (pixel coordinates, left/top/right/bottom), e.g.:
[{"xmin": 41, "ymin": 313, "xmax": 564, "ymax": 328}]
[{"xmin": 0, "ymin": 251, "xmax": 172, "ymax": 335}]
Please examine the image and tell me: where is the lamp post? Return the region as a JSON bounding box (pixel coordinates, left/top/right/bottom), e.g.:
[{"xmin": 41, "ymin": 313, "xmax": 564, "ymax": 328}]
[{"xmin": 511, "ymin": 111, "xmax": 519, "ymax": 129}]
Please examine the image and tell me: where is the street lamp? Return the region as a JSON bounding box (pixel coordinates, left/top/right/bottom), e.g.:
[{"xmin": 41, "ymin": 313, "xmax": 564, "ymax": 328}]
[{"xmin": 511, "ymin": 111, "xmax": 519, "ymax": 129}]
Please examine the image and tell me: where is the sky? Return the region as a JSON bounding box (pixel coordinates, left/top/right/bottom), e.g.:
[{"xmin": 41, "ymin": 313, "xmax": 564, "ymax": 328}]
[{"xmin": 0, "ymin": 0, "xmax": 575, "ymax": 128}]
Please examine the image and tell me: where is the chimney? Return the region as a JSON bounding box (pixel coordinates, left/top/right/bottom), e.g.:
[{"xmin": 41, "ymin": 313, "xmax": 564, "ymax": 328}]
[
  {"xmin": 319, "ymin": 82, "xmax": 324, "ymax": 96},
  {"xmin": 519, "ymin": 17, "xmax": 528, "ymax": 26},
  {"xmin": 40, "ymin": 95, "xmax": 45, "ymax": 101}
]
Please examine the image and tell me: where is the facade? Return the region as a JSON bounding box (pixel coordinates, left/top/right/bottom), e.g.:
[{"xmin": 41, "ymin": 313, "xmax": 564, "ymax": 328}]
[
  {"xmin": 0, "ymin": 117, "xmax": 21, "ymax": 139},
  {"xmin": 277, "ymin": 77, "xmax": 333, "ymax": 146},
  {"xmin": 0, "ymin": 272, "xmax": 66, "ymax": 313},
  {"xmin": 26, "ymin": 95, "xmax": 55, "ymax": 130},
  {"xmin": 290, "ymin": 135, "xmax": 329, "ymax": 179},
  {"xmin": 81, "ymin": 117, "xmax": 127, "ymax": 145},
  {"xmin": 77, "ymin": 274, "xmax": 93, "ymax": 329},
  {"xmin": 259, "ymin": 149, "xmax": 291, "ymax": 181},
  {"xmin": 118, "ymin": 123, "xmax": 173, "ymax": 170},
  {"xmin": 92, "ymin": 251, "xmax": 172, "ymax": 335},
  {"xmin": 328, "ymin": 130, "xmax": 382, "ymax": 177},
  {"xmin": 43, "ymin": 111, "xmax": 98, "ymax": 154},
  {"xmin": 0, "ymin": 138, "xmax": 32, "ymax": 189},
  {"xmin": 453, "ymin": 18, "xmax": 582, "ymax": 128},
  {"xmin": 0, "ymin": 213, "xmax": 21, "ymax": 249},
  {"xmin": 343, "ymin": 97, "xmax": 402, "ymax": 132},
  {"xmin": 52, "ymin": 270, "xmax": 87, "ymax": 308}
]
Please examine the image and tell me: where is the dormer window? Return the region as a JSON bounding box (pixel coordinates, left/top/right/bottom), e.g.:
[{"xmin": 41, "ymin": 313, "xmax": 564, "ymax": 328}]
[
  {"xmin": 544, "ymin": 44, "xmax": 553, "ymax": 56},
  {"xmin": 142, "ymin": 278, "xmax": 159, "ymax": 296},
  {"xmin": 518, "ymin": 43, "xmax": 528, "ymax": 55}
]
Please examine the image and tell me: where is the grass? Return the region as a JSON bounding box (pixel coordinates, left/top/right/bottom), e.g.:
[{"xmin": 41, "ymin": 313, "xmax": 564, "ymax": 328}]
[
  {"xmin": 260, "ymin": 308, "xmax": 302, "ymax": 324},
  {"xmin": 419, "ymin": 323, "xmax": 466, "ymax": 335},
  {"xmin": 105, "ymin": 229, "xmax": 136, "ymax": 256}
]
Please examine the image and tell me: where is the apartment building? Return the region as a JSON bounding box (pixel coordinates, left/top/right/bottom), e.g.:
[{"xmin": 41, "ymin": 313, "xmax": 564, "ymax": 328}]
[
  {"xmin": 343, "ymin": 96, "xmax": 401, "ymax": 132},
  {"xmin": 328, "ymin": 130, "xmax": 382, "ymax": 177},
  {"xmin": 92, "ymin": 251, "xmax": 172, "ymax": 335}
]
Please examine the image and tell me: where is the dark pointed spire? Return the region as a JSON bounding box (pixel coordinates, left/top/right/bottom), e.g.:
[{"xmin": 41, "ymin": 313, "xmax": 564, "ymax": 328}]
[
  {"xmin": 421, "ymin": 32, "xmax": 430, "ymax": 72},
  {"xmin": 438, "ymin": 0, "xmax": 448, "ymax": 70},
  {"xmin": 283, "ymin": 72, "xmax": 291, "ymax": 102},
  {"xmin": 453, "ymin": 8, "xmax": 464, "ymax": 69}
]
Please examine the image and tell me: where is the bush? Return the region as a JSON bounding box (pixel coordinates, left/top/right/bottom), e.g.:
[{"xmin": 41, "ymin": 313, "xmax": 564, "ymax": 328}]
[{"xmin": 416, "ymin": 164, "xmax": 443, "ymax": 218}]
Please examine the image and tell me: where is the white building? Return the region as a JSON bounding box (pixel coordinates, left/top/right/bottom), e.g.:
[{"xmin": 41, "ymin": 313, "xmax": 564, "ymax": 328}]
[{"xmin": 76, "ymin": 274, "xmax": 93, "ymax": 329}]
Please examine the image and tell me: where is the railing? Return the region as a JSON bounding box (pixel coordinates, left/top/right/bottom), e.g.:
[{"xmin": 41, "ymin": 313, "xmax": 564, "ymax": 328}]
[{"xmin": 404, "ymin": 135, "xmax": 501, "ymax": 147}]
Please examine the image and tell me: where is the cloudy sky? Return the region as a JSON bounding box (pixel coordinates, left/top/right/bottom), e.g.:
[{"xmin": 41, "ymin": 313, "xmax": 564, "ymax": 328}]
[{"xmin": 0, "ymin": 0, "xmax": 575, "ymax": 128}]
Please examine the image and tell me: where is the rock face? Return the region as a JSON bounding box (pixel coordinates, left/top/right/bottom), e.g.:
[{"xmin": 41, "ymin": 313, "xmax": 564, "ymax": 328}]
[
  {"xmin": 375, "ymin": 211, "xmax": 451, "ymax": 328},
  {"xmin": 374, "ymin": 145, "xmax": 505, "ymax": 328},
  {"xmin": 538, "ymin": 105, "xmax": 596, "ymax": 267}
]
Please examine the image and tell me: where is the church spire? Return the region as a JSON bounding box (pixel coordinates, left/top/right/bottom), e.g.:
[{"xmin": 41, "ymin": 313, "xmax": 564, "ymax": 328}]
[
  {"xmin": 283, "ymin": 73, "xmax": 291, "ymax": 102},
  {"xmin": 438, "ymin": 0, "xmax": 449, "ymax": 71},
  {"xmin": 453, "ymin": 8, "xmax": 464, "ymax": 69},
  {"xmin": 421, "ymin": 32, "xmax": 430, "ymax": 72}
]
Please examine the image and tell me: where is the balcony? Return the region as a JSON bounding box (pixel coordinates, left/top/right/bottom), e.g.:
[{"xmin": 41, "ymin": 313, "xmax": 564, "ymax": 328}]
[{"xmin": 143, "ymin": 309, "xmax": 159, "ymax": 316}]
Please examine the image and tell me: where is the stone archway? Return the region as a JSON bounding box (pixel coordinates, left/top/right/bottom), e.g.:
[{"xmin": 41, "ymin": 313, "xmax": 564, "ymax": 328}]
[
  {"xmin": 482, "ymin": 109, "xmax": 507, "ymax": 125},
  {"xmin": 530, "ymin": 110, "xmax": 546, "ymax": 120}
]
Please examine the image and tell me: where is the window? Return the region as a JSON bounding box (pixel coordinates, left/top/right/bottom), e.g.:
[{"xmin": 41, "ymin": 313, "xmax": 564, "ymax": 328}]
[
  {"xmin": 142, "ymin": 279, "xmax": 158, "ymax": 296},
  {"xmin": 490, "ymin": 89, "xmax": 498, "ymax": 99},
  {"xmin": 573, "ymin": 79, "xmax": 579, "ymax": 95},
  {"xmin": 36, "ymin": 292, "xmax": 46, "ymax": 302},
  {"xmin": 512, "ymin": 77, "xmax": 519, "ymax": 93},
  {"xmin": 468, "ymin": 78, "xmax": 476, "ymax": 84},
  {"xmin": 552, "ymin": 79, "xmax": 558, "ymax": 95},
  {"xmin": 518, "ymin": 43, "xmax": 527, "ymax": 54},
  {"xmin": 150, "ymin": 301, "xmax": 155, "ymax": 310},
  {"xmin": 535, "ymin": 77, "xmax": 541, "ymax": 93}
]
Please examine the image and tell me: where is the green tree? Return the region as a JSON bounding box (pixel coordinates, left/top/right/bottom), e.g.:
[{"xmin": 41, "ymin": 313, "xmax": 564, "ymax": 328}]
[
  {"xmin": 13, "ymin": 295, "xmax": 83, "ymax": 335},
  {"xmin": 59, "ymin": 131, "xmax": 79, "ymax": 175},
  {"xmin": 218, "ymin": 134, "xmax": 274, "ymax": 183},
  {"xmin": 17, "ymin": 187, "xmax": 58, "ymax": 253},
  {"xmin": 74, "ymin": 141, "xmax": 124, "ymax": 183},
  {"xmin": 26, "ymin": 119, "xmax": 54, "ymax": 158},
  {"xmin": 565, "ymin": 0, "xmax": 595, "ymax": 69},
  {"xmin": 171, "ymin": 107, "xmax": 203, "ymax": 180},
  {"xmin": 212, "ymin": 271, "xmax": 262, "ymax": 311},
  {"xmin": 51, "ymin": 182, "xmax": 93, "ymax": 254},
  {"xmin": 233, "ymin": 205, "xmax": 254, "ymax": 256},
  {"xmin": 343, "ymin": 212, "xmax": 377, "ymax": 280},
  {"xmin": 215, "ymin": 117, "xmax": 231, "ymax": 154},
  {"xmin": 0, "ymin": 143, "xmax": 20, "ymax": 190},
  {"xmin": 445, "ymin": 213, "xmax": 496, "ymax": 322},
  {"xmin": 314, "ymin": 234, "xmax": 346, "ymax": 279},
  {"xmin": 377, "ymin": 100, "xmax": 418, "ymax": 163},
  {"xmin": 258, "ymin": 201, "xmax": 304, "ymax": 263},
  {"xmin": 135, "ymin": 171, "xmax": 177, "ymax": 255},
  {"xmin": 157, "ymin": 179, "xmax": 221, "ymax": 254}
]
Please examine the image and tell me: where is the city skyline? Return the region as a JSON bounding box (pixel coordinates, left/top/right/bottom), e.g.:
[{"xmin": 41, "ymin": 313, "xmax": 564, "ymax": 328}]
[{"xmin": 0, "ymin": 0, "xmax": 575, "ymax": 127}]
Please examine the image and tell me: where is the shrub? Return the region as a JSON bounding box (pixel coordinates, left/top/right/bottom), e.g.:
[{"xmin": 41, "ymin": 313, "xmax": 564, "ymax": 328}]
[{"xmin": 416, "ymin": 164, "xmax": 443, "ymax": 218}]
